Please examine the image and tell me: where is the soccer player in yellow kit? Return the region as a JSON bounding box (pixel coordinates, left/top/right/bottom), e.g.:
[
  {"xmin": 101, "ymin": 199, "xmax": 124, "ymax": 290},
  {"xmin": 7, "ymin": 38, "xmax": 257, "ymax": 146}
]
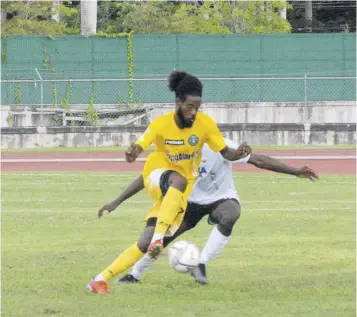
[{"xmin": 88, "ymin": 71, "xmax": 251, "ymax": 295}]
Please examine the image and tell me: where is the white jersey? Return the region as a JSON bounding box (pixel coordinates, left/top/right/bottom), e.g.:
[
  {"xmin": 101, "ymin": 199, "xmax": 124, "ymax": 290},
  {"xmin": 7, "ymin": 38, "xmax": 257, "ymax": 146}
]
[{"xmin": 188, "ymin": 138, "xmax": 251, "ymax": 205}]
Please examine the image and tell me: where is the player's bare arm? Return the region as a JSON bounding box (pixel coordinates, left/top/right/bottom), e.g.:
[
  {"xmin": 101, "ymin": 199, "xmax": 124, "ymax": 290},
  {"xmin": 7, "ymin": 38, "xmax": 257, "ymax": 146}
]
[
  {"xmin": 220, "ymin": 141, "xmax": 252, "ymax": 161},
  {"xmin": 248, "ymin": 154, "xmax": 319, "ymax": 182},
  {"xmin": 98, "ymin": 175, "xmax": 144, "ymax": 218},
  {"xmin": 125, "ymin": 143, "xmax": 144, "ymax": 163}
]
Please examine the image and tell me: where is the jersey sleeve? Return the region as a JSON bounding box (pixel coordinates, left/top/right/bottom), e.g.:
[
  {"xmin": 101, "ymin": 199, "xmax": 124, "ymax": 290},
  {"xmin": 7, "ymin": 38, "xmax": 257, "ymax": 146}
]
[
  {"xmin": 204, "ymin": 115, "xmax": 226, "ymax": 152},
  {"xmin": 224, "ymin": 138, "xmax": 251, "ymax": 164},
  {"xmin": 135, "ymin": 122, "xmax": 157, "ymax": 151}
]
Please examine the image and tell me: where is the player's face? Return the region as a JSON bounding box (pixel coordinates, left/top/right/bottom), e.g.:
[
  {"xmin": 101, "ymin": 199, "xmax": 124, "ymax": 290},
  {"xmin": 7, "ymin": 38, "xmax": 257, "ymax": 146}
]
[{"xmin": 176, "ymin": 95, "xmax": 202, "ymax": 128}]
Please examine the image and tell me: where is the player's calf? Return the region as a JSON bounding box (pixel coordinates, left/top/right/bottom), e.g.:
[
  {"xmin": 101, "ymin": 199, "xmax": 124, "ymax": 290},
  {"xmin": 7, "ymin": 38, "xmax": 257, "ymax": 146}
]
[
  {"xmin": 137, "ymin": 219, "xmax": 156, "ymax": 253},
  {"xmin": 192, "ymin": 199, "xmax": 240, "ymax": 284}
]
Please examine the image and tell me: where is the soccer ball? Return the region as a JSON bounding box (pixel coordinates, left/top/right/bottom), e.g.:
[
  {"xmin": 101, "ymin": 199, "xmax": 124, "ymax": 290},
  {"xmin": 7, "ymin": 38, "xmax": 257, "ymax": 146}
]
[{"xmin": 167, "ymin": 240, "xmax": 200, "ymax": 273}]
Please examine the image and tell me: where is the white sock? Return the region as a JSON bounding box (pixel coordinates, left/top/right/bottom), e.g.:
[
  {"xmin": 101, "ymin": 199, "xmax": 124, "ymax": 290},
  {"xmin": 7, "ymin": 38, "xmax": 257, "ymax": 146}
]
[
  {"xmin": 131, "ymin": 253, "xmax": 156, "ymax": 280},
  {"xmin": 94, "ymin": 274, "xmax": 106, "ymax": 282},
  {"xmin": 151, "ymin": 233, "xmax": 164, "ymax": 243},
  {"xmin": 199, "ymin": 226, "xmax": 230, "ymax": 265}
]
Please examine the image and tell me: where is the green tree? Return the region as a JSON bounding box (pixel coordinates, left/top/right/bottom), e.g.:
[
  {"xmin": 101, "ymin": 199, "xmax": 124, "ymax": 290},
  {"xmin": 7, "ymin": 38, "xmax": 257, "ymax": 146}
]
[
  {"xmin": 98, "ymin": 1, "xmax": 291, "ymax": 35},
  {"xmin": 1, "ymin": 1, "xmax": 293, "ymax": 36},
  {"xmin": 170, "ymin": 1, "xmax": 292, "ymax": 34},
  {"xmin": 121, "ymin": 2, "xmax": 171, "ymax": 34},
  {"xmin": 1, "ymin": 1, "xmax": 79, "ymax": 35},
  {"xmin": 97, "ymin": 1, "xmax": 123, "ymax": 34},
  {"xmin": 97, "ymin": 1, "xmax": 177, "ymax": 34},
  {"xmin": 169, "ymin": 1, "xmax": 231, "ymax": 34}
]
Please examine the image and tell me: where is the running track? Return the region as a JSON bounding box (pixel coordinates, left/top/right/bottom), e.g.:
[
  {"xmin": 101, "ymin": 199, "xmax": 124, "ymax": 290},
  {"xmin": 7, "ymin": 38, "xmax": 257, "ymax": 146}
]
[{"xmin": 1, "ymin": 149, "xmax": 355, "ymax": 175}]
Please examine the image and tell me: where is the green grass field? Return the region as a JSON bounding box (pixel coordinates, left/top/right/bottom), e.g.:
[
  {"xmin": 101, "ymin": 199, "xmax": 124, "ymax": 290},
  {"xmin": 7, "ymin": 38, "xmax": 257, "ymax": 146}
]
[
  {"xmin": 2, "ymin": 172, "xmax": 356, "ymax": 317},
  {"xmin": 2, "ymin": 144, "xmax": 356, "ymax": 153}
]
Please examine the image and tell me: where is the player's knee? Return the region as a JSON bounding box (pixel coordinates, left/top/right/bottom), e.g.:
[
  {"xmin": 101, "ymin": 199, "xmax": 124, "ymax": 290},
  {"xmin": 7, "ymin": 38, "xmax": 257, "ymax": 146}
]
[
  {"xmin": 225, "ymin": 208, "xmax": 240, "ymax": 227},
  {"xmin": 168, "ymin": 172, "xmax": 188, "ymax": 192},
  {"xmin": 218, "ymin": 207, "xmax": 240, "ymax": 236}
]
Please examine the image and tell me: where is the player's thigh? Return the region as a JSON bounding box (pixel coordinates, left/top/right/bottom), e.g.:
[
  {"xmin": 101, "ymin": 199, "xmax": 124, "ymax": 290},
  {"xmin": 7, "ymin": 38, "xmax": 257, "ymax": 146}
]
[
  {"xmin": 137, "ymin": 218, "xmax": 157, "ymax": 253},
  {"xmin": 167, "ymin": 172, "xmax": 188, "ymax": 192},
  {"xmin": 159, "ymin": 169, "xmax": 192, "ymax": 198},
  {"xmin": 209, "ymin": 199, "xmax": 241, "ymax": 227},
  {"xmin": 145, "ymin": 169, "xmax": 186, "ymax": 197},
  {"xmin": 144, "ymin": 168, "xmax": 171, "ymax": 201}
]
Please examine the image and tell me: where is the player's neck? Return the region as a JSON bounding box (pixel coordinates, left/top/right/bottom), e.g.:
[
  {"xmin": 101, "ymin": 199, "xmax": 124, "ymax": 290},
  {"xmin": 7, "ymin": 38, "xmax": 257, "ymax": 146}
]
[{"xmin": 174, "ymin": 112, "xmax": 185, "ymax": 129}]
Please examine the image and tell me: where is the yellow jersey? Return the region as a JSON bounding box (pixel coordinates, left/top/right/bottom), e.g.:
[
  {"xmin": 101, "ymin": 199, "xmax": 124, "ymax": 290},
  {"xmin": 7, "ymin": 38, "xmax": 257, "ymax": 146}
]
[{"xmin": 135, "ymin": 111, "xmax": 226, "ymax": 180}]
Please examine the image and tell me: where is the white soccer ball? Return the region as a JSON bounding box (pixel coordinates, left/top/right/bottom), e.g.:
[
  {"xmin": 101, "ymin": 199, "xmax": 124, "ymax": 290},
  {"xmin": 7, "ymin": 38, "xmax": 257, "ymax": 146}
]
[{"xmin": 167, "ymin": 240, "xmax": 200, "ymax": 273}]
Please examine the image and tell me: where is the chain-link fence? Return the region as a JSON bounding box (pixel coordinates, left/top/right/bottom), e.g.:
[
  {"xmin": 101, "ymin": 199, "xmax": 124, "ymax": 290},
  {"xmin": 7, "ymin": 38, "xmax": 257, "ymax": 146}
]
[{"xmin": 1, "ymin": 73, "xmax": 355, "ymax": 127}]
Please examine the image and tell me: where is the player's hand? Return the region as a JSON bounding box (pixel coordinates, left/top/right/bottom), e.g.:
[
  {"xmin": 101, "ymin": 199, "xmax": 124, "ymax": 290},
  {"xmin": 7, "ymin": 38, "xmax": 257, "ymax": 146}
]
[
  {"xmin": 98, "ymin": 201, "xmax": 118, "ymax": 218},
  {"xmin": 296, "ymin": 166, "xmax": 319, "ymax": 182},
  {"xmin": 236, "ymin": 142, "xmax": 252, "ymax": 159},
  {"xmin": 125, "ymin": 143, "xmax": 142, "ymax": 163}
]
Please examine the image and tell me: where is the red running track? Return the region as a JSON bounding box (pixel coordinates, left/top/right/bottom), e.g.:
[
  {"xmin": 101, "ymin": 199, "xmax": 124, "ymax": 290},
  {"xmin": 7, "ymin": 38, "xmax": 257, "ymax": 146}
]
[{"xmin": 1, "ymin": 150, "xmax": 356, "ymax": 175}]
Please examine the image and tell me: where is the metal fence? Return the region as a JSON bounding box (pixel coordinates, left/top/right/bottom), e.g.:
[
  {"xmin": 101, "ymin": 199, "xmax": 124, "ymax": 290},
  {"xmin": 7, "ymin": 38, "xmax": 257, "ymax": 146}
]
[{"xmin": 1, "ymin": 73, "xmax": 355, "ymax": 127}]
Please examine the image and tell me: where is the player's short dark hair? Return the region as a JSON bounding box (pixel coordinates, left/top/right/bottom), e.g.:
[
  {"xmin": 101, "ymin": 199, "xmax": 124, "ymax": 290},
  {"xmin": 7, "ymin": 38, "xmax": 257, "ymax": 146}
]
[{"xmin": 168, "ymin": 70, "xmax": 203, "ymax": 100}]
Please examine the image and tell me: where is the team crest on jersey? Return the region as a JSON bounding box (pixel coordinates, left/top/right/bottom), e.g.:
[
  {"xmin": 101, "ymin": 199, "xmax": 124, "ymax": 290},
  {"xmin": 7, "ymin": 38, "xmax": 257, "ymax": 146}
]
[{"xmin": 188, "ymin": 135, "xmax": 199, "ymax": 146}]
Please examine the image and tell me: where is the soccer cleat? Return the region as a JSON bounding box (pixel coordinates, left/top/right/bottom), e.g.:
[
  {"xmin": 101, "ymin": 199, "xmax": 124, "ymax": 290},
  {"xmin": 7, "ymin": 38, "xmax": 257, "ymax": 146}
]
[
  {"xmin": 116, "ymin": 274, "xmax": 140, "ymax": 284},
  {"xmin": 190, "ymin": 263, "xmax": 208, "ymax": 285},
  {"xmin": 147, "ymin": 238, "xmax": 164, "ymax": 259},
  {"xmin": 88, "ymin": 279, "xmax": 109, "ymax": 296}
]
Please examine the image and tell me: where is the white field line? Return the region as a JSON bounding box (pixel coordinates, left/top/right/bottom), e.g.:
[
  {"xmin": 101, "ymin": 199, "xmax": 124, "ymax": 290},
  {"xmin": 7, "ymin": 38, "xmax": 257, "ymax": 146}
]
[
  {"xmin": 3, "ymin": 181, "xmax": 355, "ymax": 187},
  {"xmin": 2, "ymin": 199, "xmax": 355, "ymax": 204},
  {"xmin": 3, "ymin": 180, "xmax": 356, "ymax": 187},
  {"xmin": 1, "ymin": 207, "xmax": 352, "ymax": 213},
  {"xmin": 2, "ymin": 173, "xmax": 354, "ymax": 179},
  {"xmin": 2, "ymin": 175, "xmax": 355, "ymax": 186},
  {"xmin": 3, "ymin": 182, "xmax": 356, "ymax": 188},
  {"xmin": 1, "ymin": 155, "xmax": 356, "ymax": 163}
]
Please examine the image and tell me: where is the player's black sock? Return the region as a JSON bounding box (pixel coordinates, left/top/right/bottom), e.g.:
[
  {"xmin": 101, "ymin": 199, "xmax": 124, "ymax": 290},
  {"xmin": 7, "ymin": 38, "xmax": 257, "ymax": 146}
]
[{"xmin": 198, "ymin": 263, "xmax": 206, "ymax": 277}]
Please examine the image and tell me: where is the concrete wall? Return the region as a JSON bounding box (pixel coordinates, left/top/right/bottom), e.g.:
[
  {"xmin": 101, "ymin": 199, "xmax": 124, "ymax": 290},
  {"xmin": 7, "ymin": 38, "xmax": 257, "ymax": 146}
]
[
  {"xmin": 2, "ymin": 101, "xmax": 356, "ymax": 128},
  {"xmin": 151, "ymin": 101, "xmax": 356, "ymax": 124},
  {"xmin": 1, "ymin": 124, "xmax": 355, "ymax": 149}
]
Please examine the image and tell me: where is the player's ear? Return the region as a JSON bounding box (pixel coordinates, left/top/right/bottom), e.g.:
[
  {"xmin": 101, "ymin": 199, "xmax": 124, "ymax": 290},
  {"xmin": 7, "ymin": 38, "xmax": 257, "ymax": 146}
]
[{"xmin": 175, "ymin": 97, "xmax": 182, "ymax": 106}]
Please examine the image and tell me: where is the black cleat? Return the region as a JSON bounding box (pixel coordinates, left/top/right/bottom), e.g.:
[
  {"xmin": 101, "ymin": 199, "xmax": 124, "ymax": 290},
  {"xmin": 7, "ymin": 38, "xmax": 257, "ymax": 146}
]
[
  {"xmin": 190, "ymin": 263, "xmax": 208, "ymax": 285},
  {"xmin": 116, "ymin": 274, "xmax": 140, "ymax": 284}
]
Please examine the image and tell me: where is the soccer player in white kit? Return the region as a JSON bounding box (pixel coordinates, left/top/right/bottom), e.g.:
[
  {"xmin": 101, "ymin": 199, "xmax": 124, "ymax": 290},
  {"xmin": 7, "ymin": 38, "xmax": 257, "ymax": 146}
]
[{"xmin": 98, "ymin": 139, "xmax": 318, "ymax": 285}]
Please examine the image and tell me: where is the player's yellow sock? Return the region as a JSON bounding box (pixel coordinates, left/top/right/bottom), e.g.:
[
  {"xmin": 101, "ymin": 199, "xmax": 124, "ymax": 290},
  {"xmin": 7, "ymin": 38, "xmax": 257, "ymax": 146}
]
[
  {"xmin": 155, "ymin": 187, "xmax": 187, "ymax": 236},
  {"xmin": 100, "ymin": 243, "xmax": 143, "ymax": 281}
]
